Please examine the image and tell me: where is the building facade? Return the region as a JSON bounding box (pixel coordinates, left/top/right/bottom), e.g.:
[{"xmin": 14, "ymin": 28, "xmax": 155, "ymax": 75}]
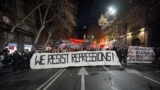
[
  {"xmin": 0, "ymin": 0, "xmax": 37, "ymax": 53},
  {"xmin": 105, "ymin": 1, "xmax": 159, "ymax": 47}
]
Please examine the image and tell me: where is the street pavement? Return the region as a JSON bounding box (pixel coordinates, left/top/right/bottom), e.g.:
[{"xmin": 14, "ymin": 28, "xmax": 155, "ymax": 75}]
[{"xmin": 0, "ymin": 63, "xmax": 160, "ymax": 90}]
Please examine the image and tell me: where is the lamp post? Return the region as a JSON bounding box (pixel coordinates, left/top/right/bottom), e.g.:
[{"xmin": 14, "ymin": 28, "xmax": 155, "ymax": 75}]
[
  {"xmin": 107, "ymin": 6, "xmax": 118, "ymax": 46},
  {"xmin": 98, "ymin": 5, "xmax": 117, "ymax": 47},
  {"xmin": 98, "ymin": 6, "xmax": 116, "ymax": 30},
  {"xmin": 89, "ymin": 35, "xmax": 94, "ymax": 45},
  {"xmin": 108, "ymin": 6, "xmax": 116, "ymax": 16},
  {"xmin": 87, "ymin": 35, "xmax": 94, "ymax": 50}
]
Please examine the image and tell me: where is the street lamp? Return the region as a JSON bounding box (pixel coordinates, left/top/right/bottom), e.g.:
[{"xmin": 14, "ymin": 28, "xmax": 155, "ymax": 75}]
[
  {"xmin": 108, "ymin": 6, "xmax": 116, "ymax": 15},
  {"xmin": 105, "ymin": 6, "xmax": 117, "ymax": 16},
  {"xmin": 106, "ymin": 6, "xmax": 119, "ymax": 47},
  {"xmin": 89, "ymin": 35, "xmax": 94, "ymax": 44},
  {"xmin": 98, "ymin": 6, "xmax": 117, "ymax": 29},
  {"xmin": 86, "ymin": 35, "xmax": 94, "ymax": 49},
  {"xmin": 98, "ymin": 5, "xmax": 117, "ymax": 47}
]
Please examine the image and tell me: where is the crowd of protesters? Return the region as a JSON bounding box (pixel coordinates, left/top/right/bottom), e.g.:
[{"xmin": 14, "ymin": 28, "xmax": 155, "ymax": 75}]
[
  {"xmin": 0, "ymin": 48, "xmax": 34, "ymax": 71},
  {"xmin": 0, "ymin": 45, "xmax": 130, "ymax": 70},
  {"xmin": 41, "ymin": 45, "xmax": 129, "ymax": 66},
  {"xmin": 1, "ymin": 45, "xmax": 160, "ymax": 71}
]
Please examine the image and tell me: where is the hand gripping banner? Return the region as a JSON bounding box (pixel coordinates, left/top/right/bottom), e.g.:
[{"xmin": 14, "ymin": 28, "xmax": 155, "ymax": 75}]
[{"xmin": 30, "ymin": 51, "xmax": 121, "ymax": 69}]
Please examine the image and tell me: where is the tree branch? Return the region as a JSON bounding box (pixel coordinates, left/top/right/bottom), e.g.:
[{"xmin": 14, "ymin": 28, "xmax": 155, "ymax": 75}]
[
  {"xmin": 43, "ymin": 0, "xmax": 51, "ymax": 22},
  {"xmin": 11, "ymin": 3, "xmax": 44, "ymax": 32},
  {"xmin": 45, "ymin": 10, "xmax": 64, "ymax": 24},
  {"xmin": 38, "ymin": 0, "xmax": 43, "ymax": 24}
]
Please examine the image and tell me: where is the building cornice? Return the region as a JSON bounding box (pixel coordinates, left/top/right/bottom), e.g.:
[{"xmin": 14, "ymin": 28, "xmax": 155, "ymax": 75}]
[{"xmin": 0, "ymin": 22, "xmax": 35, "ymax": 36}]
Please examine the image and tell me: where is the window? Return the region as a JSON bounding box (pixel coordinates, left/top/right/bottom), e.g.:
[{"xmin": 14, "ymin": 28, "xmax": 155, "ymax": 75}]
[{"xmin": 24, "ymin": 36, "xmax": 32, "ymax": 42}]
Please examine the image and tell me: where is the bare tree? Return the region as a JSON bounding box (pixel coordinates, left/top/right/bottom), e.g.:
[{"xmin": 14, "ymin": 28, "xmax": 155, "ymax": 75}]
[
  {"xmin": 34, "ymin": 0, "xmax": 59, "ymax": 45},
  {"xmin": 39, "ymin": 0, "xmax": 76, "ymax": 48},
  {"xmin": 98, "ymin": 14, "xmax": 115, "ymax": 30},
  {"xmin": 43, "ymin": 26, "xmax": 60, "ymax": 48},
  {"xmin": 98, "ymin": 15, "xmax": 109, "ymax": 30},
  {"xmin": 2, "ymin": 2, "xmax": 44, "ymax": 48}
]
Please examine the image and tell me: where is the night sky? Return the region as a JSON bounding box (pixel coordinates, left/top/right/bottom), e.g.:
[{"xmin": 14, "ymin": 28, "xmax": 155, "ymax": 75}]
[
  {"xmin": 75, "ymin": 0, "xmax": 131, "ymax": 39},
  {"xmin": 75, "ymin": 0, "xmax": 111, "ymax": 39}
]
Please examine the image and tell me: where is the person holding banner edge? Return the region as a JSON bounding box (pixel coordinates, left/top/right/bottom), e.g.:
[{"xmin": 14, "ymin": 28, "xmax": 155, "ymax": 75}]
[{"xmin": 116, "ymin": 46, "xmax": 128, "ymax": 67}]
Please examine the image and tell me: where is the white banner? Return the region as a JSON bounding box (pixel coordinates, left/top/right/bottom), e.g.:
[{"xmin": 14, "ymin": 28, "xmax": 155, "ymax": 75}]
[
  {"xmin": 127, "ymin": 46, "xmax": 155, "ymax": 63},
  {"xmin": 30, "ymin": 51, "xmax": 120, "ymax": 69}
]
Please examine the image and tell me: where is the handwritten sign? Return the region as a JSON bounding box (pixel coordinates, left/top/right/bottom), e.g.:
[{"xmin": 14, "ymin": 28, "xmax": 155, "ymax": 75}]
[{"xmin": 30, "ymin": 51, "xmax": 120, "ymax": 69}]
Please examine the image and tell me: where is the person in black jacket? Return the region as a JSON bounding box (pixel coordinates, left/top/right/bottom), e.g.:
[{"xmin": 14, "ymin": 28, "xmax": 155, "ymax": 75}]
[
  {"xmin": 117, "ymin": 46, "xmax": 128, "ymax": 66},
  {"xmin": 21, "ymin": 51, "xmax": 30, "ymax": 69},
  {"xmin": 12, "ymin": 51, "xmax": 22, "ymax": 71},
  {"xmin": 155, "ymin": 48, "xmax": 160, "ymax": 67}
]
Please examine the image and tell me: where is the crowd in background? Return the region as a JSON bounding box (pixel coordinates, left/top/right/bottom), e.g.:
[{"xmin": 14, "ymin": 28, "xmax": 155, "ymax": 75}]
[
  {"xmin": 0, "ymin": 48, "xmax": 34, "ymax": 71},
  {"xmin": 43, "ymin": 45, "xmax": 129, "ymax": 66},
  {"xmin": 1, "ymin": 45, "xmax": 160, "ymax": 70},
  {"xmin": 0, "ymin": 46, "xmax": 129, "ymax": 70}
]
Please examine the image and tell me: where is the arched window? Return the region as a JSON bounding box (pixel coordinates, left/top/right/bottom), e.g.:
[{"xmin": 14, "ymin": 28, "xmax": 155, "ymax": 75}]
[{"xmin": 132, "ymin": 38, "xmax": 141, "ymax": 46}]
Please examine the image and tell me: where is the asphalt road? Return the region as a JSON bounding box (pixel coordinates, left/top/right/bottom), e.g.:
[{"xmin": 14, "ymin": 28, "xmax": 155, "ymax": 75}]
[{"xmin": 0, "ymin": 64, "xmax": 160, "ymax": 90}]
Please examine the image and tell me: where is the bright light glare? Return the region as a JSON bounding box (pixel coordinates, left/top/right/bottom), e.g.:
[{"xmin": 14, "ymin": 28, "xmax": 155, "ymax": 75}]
[
  {"xmin": 140, "ymin": 28, "xmax": 145, "ymax": 32},
  {"xmin": 108, "ymin": 7, "xmax": 116, "ymax": 15}
]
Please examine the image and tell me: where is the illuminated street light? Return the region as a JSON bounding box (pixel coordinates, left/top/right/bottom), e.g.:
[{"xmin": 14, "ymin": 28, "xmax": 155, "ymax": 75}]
[
  {"xmin": 98, "ymin": 5, "xmax": 117, "ymax": 29},
  {"xmin": 108, "ymin": 6, "xmax": 116, "ymax": 15}
]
